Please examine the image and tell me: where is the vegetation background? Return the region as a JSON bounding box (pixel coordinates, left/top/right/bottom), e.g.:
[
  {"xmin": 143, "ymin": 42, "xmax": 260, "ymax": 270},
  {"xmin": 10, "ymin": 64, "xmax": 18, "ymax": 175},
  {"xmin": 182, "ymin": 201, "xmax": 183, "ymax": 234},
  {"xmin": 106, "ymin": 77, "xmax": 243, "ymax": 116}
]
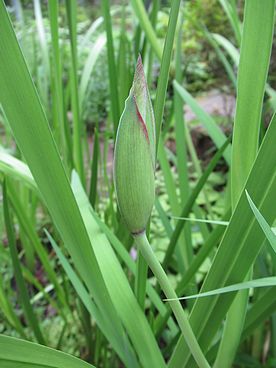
[{"xmin": 0, "ymin": 0, "xmax": 275, "ymax": 367}]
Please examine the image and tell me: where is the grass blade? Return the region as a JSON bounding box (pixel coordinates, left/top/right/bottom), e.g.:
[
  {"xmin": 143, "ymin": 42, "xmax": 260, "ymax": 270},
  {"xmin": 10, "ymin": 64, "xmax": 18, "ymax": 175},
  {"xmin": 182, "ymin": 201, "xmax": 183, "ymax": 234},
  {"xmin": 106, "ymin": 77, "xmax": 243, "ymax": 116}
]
[
  {"xmin": 7, "ymin": 183, "xmax": 67, "ymax": 311},
  {"xmin": 71, "ymin": 170, "xmax": 167, "ymax": 368},
  {"xmin": 65, "ymin": 0, "xmax": 84, "ymax": 182},
  {"xmin": 246, "ymin": 190, "xmax": 276, "ymax": 253},
  {"xmin": 169, "ymin": 114, "xmax": 276, "ymax": 368},
  {"xmin": 0, "ymin": 272, "xmax": 27, "ymax": 339},
  {"xmin": 154, "ymin": 0, "xmax": 181, "ymax": 148},
  {"xmin": 0, "ymin": 150, "xmax": 38, "ymax": 194},
  {"xmin": 173, "ymin": 81, "xmax": 231, "ymax": 165},
  {"xmin": 130, "ymin": 0, "xmax": 162, "ymax": 60},
  {"xmin": 46, "ymin": 231, "xmax": 135, "ymax": 367},
  {"xmin": 0, "ymin": 335, "xmax": 94, "ymax": 368},
  {"xmin": 3, "ymin": 181, "xmax": 45, "ymax": 345},
  {"xmin": 48, "ymin": 0, "xmax": 68, "ymax": 161},
  {"xmin": 174, "ymin": 10, "xmax": 192, "ymax": 265},
  {"xmin": 0, "ymin": 3, "xmax": 137, "ymax": 364},
  {"xmin": 89, "ymin": 128, "xmax": 99, "ymax": 207},
  {"xmin": 102, "ymin": 0, "xmax": 120, "ymax": 132},
  {"xmin": 162, "ymin": 136, "xmax": 231, "ymax": 269},
  {"xmin": 79, "ymin": 34, "xmax": 106, "ymax": 114},
  {"xmin": 92, "ymin": 209, "xmax": 178, "ymax": 335},
  {"xmin": 220, "ymin": 2, "xmax": 276, "ymax": 366},
  {"xmin": 231, "ymin": 0, "xmax": 275, "ymax": 205},
  {"xmin": 218, "ymin": 0, "xmax": 241, "ymax": 44},
  {"xmin": 167, "ymin": 277, "xmax": 276, "ymax": 300}
]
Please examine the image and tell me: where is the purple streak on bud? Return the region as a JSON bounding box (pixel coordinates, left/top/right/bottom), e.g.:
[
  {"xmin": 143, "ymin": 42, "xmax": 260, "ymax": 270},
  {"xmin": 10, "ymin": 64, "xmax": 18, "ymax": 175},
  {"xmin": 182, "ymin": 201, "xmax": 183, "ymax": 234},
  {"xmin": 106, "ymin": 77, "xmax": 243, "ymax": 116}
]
[{"xmin": 133, "ymin": 95, "xmax": 149, "ymax": 142}]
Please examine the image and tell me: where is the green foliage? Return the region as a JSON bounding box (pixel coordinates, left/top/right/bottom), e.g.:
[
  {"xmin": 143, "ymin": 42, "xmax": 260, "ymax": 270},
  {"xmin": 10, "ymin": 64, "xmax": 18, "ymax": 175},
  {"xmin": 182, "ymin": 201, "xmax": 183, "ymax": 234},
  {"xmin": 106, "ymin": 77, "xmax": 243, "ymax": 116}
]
[{"xmin": 0, "ymin": 0, "xmax": 276, "ymax": 367}]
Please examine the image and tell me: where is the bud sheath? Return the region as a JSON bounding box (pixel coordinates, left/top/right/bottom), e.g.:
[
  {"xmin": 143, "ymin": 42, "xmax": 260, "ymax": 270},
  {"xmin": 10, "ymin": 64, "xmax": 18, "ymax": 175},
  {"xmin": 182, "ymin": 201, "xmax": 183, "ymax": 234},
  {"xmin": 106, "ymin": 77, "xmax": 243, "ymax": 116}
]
[{"xmin": 114, "ymin": 56, "xmax": 155, "ymax": 234}]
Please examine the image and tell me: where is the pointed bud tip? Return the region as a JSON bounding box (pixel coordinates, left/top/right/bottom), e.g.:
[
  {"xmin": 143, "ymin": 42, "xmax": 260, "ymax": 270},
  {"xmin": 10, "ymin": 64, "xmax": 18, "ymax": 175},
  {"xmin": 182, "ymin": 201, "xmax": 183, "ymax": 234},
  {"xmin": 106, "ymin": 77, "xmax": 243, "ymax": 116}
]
[
  {"xmin": 133, "ymin": 54, "xmax": 146, "ymax": 89},
  {"xmin": 137, "ymin": 54, "xmax": 143, "ymax": 68}
]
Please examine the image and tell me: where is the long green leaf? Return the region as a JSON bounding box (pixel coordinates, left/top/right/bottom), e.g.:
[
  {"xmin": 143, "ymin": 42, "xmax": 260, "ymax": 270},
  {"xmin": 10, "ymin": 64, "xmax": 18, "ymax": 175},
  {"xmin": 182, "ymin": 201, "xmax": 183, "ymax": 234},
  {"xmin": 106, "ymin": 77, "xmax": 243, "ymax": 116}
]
[
  {"xmin": 169, "ymin": 114, "xmax": 276, "ymax": 368},
  {"xmin": 0, "ymin": 3, "xmax": 136, "ymax": 366},
  {"xmin": 221, "ymin": 2, "xmax": 275, "ymax": 366},
  {"xmin": 130, "ymin": 0, "xmax": 162, "ymax": 60},
  {"xmin": 0, "ymin": 335, "xmax": 94, "ymax": 368},
  {"xmin": 46, "ymin": 231, "xmax": 134, "ymax": 367},
  {"xmin": 218, "ymin": 0, "xmax": 241, "ymax": 44},
  {"xmin": 243, "ymin": 287, "xmax": 276, "ymax": 338},
  {"xmin": 167, "ymin": 277, "xmax": 276, "ymax": 300},
  {"xmin": 246, "ymin": 190, "xmax": 276, "ymax": 253},
  {"xmin": 0, "ymin": 272, "xmax": 27, "ymax": 339},
  {"xmin": 3, "ymin": 182, "xmax": 45, "ymax": 345},
  {"xmin": 154, "ymin": 211, "xmax": 230, "ymax": 338},
  {"xmin": 231, "ymin": 0, "xmax": 275, "ymax": 205},
  {"xmin": 154, "ymin": 0, "xmax": 181, "ymax": 148},
  {"xmin": 212, "ymin": 33, "xmax": 239, "ymax": 65},
  {"xmin": 173, "ymin": 81, "xmax": 231, "ymax": 165},
  {"xmin": 48, "ymin": 0, "xmax": 68, "ymax": 161},
  {"xmin": 158, "ymin": 139, "xmax": 190, "ymax": 273},
  {"xmin": 102, "ymin": 0, "xmax": 120, "ymax": 132},
  {"xmin": 71, "ymin": 170, "xmax": 166, "ymax": 368},
  {"xmin": 174, "ymin": 8, "xmax": 193, "ymax": 272},
  {"xmin": 7, "ymin": 184, "xmax": 67, "ymax": 311},
  {"xmin": 0, "ymin": 150, "xmax": 38, "ymax": 193},
  {"xmin": 92, "ymin": 209, "xmax": 178, "ymax": 335},
  {"xmin": 162, "ymin": 136, "xmax": 231, "ymax": 269},
  {"xmin": 65, "ymin": 0, "xmax": 84, "ymax": 182},
  {"xmin": 79, "ymin": 34, "xmax": 106, "ymax": 113},
  {"xmin": 34, "ymin": 0, "xmax": 50, "ymax": 111}
]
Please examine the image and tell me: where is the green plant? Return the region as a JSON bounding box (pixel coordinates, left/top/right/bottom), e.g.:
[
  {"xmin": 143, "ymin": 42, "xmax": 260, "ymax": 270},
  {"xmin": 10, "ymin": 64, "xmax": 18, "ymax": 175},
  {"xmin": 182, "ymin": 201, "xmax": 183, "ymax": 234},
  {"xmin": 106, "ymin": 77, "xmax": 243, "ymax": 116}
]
[{"xmin": 0, "ymin": 0, "xmax": 275, "ymax": 367}]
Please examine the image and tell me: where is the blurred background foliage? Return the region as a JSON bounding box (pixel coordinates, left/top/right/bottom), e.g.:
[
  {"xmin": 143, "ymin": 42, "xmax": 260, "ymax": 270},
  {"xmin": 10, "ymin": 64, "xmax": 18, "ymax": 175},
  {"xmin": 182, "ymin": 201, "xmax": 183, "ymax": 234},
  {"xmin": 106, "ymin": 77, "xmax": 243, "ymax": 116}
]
[
  {"xmin": 8, "ymin": 0, "xmax": 243, "ymax": 126},
  {"xmin": 0, "ymin": 1, "xmax": 276, "ymax": 366}
]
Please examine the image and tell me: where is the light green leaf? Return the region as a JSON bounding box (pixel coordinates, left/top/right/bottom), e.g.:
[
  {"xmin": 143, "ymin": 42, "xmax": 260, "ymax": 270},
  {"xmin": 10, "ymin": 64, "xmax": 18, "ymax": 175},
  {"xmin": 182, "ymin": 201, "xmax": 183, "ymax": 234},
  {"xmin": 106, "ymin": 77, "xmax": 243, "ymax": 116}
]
[
  {"xmin": 169, "ymin": 113, "xmax": 276, "ymax": 368},
  {"xmin": 45, "ymin": 230, "xmax": 131, "ymax": 366},
  {"xmin": 0, "ymin": 3, "xmax": 139, "ymax": 367},
  {"xmin": 0, "ymin": 335, "xmax": 94, "ymax": 368},
  {"xmin": 246, "ymin": 190, "xmax": 276, "ymax": 253},
  {"xmin": 173, "ymin": 81, "xmax": 231, "ymax": 165},
  {"xmin": 71, "ymin": 170, "xmax": 166, "ymax": 368},
  {"xmin": 165, "ymin": 277, "xmax": 276, "ymax": 300}
]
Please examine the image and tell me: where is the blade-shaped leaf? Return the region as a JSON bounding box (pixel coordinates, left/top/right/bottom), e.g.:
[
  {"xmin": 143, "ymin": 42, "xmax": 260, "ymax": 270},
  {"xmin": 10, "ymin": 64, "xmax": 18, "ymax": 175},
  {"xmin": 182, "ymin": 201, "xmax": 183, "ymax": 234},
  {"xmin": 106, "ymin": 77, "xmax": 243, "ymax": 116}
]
[
  {"xmin": 0, "ymin": 335, "xmax": 94, "ymax": 368},
  {"xmin": 0, "ymin": 3, "xmax": 142, "ymax": 367},
  {"xmin": 173, "ymin": 81, "xmax": 231, "ymax": 165},
  {"xmin": 46, "ymin": 231, "xmax": 134, "ymax": 367},
  {"xmin": 246, "ymin": 190, "xmax": 276, "ymax": 253},
  {"xmin": 165, "ymin": 277, "xmax": 276, "ymax": 300},
  {"xmin": 169, "ymin": 114, "xmax": 276, "ymax": 368},
  {"xmin": 71, "ymin": 170, "xmax": 166, "ymax": 368}
]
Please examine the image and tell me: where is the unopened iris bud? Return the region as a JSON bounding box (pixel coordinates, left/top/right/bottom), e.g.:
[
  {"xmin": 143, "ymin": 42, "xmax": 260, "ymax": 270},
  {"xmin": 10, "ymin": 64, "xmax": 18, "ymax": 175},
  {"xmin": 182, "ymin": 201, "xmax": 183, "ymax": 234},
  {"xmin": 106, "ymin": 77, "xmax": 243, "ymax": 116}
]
[{"xmin": 114, "ymin": 56, "xmax": 156, "ymax": 235}]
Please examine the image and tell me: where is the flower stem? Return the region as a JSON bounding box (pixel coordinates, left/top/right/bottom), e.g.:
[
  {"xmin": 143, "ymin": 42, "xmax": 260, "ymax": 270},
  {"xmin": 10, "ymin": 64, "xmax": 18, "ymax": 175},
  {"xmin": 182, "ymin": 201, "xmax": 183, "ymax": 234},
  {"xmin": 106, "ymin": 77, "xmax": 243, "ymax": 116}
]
[{"xmin": 133, "ymin": 232, "xmax": 210, "ymax": 368}]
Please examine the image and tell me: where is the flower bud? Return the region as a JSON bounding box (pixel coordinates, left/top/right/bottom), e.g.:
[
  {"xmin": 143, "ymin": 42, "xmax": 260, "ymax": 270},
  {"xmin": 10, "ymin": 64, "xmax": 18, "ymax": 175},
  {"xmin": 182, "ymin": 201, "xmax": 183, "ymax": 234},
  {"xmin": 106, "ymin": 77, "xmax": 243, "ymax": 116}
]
[{"xmin": 114, "ymin": 56, "xmax": 156, "ymax": 235}]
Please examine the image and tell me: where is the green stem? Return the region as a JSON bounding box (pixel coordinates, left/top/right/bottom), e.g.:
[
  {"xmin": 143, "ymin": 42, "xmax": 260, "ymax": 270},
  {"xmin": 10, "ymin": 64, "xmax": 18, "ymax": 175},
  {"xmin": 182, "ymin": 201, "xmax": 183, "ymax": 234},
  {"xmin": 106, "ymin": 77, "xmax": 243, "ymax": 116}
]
[{"xmin": 134, "ymin": 232, "xmax": 210, "ymax": 368}]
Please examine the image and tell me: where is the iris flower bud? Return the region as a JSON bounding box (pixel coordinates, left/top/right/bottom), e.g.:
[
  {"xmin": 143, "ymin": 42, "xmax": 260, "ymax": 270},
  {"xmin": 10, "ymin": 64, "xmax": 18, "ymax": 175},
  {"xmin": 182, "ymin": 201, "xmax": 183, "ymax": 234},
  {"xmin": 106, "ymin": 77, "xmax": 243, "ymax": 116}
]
[{"xmin": 114, "ymin": 56, "xmax": 156, "ymax": 235}]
